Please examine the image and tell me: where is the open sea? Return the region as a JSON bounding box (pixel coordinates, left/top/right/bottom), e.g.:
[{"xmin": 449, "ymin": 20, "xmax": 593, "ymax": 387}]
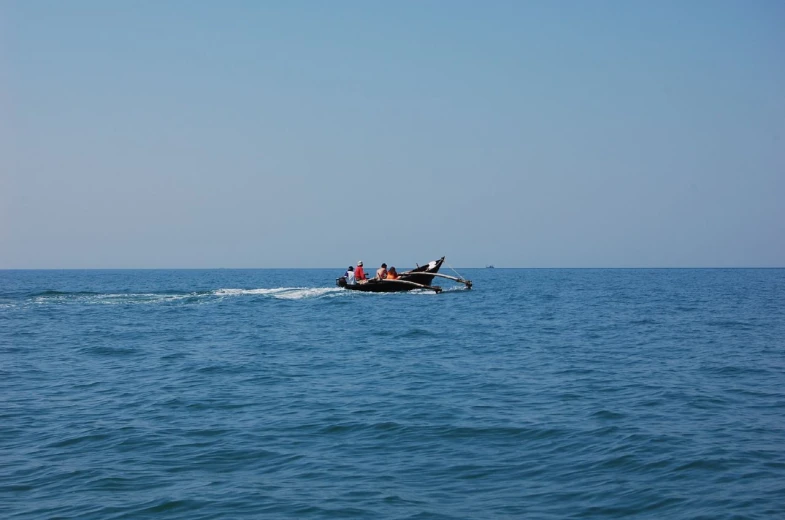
[{"xmin": 1, "ymin": 267, "xmax": 783, "ymax": 519}]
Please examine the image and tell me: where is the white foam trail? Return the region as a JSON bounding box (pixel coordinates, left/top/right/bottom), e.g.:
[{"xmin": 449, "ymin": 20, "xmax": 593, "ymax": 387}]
[
  {"xmin": 409, "ymin": 289, "xmax": 440, "ymax": 296},
  {"xmin": 214, "ymin": 288, "xmax": 291, "ymax": 297},
  {"xmin": 30, "ymin": 292, "xmax": 201, "ymax": 306},
  {"xmin": 92, "ymin": 293, "xmax": 197, "ymax": 305},
  {"xmin": 215, "ymin": 287, "xmax": 345, "ymax": 300},
  {"xmin": 24, "ymin": 287, "xmax": 347, "ymax": 307},
  {"xmin": 274, "ymin": 287, "xmax": 343, "ymax": 300}
]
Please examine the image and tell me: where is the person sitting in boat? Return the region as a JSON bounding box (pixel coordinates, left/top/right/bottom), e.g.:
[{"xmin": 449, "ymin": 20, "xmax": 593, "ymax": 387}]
[
  {"xmin": 344, "ymin": 266, "xmax": 356, "ymax": 285},
  {"xmin": 386, "ymin": 266, "xmax": 399, "ymax": 280},
  {"xmin": 355, "ymin": 261, "xmax": 367, "ymax": 283},
  {"xmin": 376, "ymin": 263, "xmax": 388, "ymax": 280}
]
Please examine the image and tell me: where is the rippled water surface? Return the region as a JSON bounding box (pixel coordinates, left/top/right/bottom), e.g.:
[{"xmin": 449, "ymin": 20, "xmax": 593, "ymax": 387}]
[{"xmin": 2, "ymin": 268, "xmax": 784, "ymax": 519}]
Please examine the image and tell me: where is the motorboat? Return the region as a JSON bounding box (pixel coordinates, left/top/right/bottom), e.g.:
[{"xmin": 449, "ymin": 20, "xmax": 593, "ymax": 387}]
[{"xmin": 336, "ymin": 257, "xmax": 471, "ymax": 293}]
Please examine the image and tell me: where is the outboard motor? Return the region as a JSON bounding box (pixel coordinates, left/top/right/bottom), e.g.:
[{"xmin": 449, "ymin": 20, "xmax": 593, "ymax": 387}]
[{"xmin": 336, "ymin": 277, "xmax": 347, "ymax": 288}]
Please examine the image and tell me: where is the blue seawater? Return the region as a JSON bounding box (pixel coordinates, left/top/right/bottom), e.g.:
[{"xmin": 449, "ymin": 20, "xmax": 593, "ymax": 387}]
[{"xmin": 1, "ymin": 268, "xmax": 784, "ymax": 519}]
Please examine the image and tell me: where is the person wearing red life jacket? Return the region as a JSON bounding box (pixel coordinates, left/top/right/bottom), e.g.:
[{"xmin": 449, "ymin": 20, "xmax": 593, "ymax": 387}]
[{"xmin": 354, "ymin": 261, "xmax": 367, "ymax": 283}]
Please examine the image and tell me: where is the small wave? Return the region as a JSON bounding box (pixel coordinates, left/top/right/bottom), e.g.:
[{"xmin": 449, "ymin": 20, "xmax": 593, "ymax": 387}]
[
  {"xmin": 706, "ymin": 319, "xmax": 755, "ymax": 330},
  {"xmin": 396, "ymin": 328, "xmax": 438, "ymax": 339},
  {"xmin": 32, "ymin": 290, "xmax": 96, "ymax": 297},
  {"xmin": 83, "ymin": 345, "xmax": 139, "ymax": 357},
  {"xmin": 591, "ymin": 409, "xmax": 626, "ymax": 420}
]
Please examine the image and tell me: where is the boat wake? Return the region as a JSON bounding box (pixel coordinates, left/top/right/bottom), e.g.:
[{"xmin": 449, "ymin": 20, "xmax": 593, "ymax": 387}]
[
  {"xmin": 214, "ymin": 287, "xmax": 344, "ymax": 300},
  {"xmin": 17, "ymin": 287, "xmax": 347, "ymax": 307},
  {"xmin": 6, "ymin": 284, "xmax": 465, "ymax": 309}
]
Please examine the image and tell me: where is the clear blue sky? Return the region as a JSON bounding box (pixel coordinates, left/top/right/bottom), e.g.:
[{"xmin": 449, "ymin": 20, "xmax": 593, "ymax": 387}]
[{"xmin": 1, "ymin": 1, "xmax": 783, "ymax": 268}]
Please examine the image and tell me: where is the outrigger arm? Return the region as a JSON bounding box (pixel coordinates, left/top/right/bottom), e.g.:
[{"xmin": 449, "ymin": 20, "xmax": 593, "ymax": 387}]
[
  {"xmin": 400, "ymin": 271, "xmax": 473, "ymax": 289},
  {"xmin": 381, "ymin": 279, "xmax": 442, "ymax": 293}
]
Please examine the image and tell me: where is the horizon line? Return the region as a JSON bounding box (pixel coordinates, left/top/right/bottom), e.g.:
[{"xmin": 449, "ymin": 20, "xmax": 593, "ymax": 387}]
[{"xmin": 2, "ymin": 266, "xmax": 784, "ymax": 271}]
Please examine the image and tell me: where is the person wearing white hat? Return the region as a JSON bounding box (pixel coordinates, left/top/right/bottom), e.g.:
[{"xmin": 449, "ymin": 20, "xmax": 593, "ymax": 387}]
[{"xmin": 355, "ymin": 261, "xmax": 367, "ymax": 283}]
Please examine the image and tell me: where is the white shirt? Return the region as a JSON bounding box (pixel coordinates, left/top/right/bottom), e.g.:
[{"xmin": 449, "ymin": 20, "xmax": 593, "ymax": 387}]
[{"xmin": 345, "ymin": 270, "xmax": 356, "ymax": 284}]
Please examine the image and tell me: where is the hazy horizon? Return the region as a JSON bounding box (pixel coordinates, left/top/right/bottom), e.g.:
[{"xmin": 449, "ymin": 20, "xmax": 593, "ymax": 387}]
[
  {"xmin": 2, "ymin": 1, "xmax": 783, "ymax": 269},
  {"xmin": 3, "ymin": 266, "xmax": 784, "ymax": 271}
]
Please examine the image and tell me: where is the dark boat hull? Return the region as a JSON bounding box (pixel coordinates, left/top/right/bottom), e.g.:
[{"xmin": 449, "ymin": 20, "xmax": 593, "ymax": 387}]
[
  {"xmin": 337, "ymin": 257, "xmax": 445, "ymax": 293},
  {"xmin": 338, "ymin": 279, "xmax": 439, "ymax": 293}
]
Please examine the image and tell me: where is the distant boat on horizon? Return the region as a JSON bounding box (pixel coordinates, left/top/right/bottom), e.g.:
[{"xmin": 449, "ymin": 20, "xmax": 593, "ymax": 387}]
[{"xmin": 486, "ymin": 265, "xmax": 495, "ymax": 269}]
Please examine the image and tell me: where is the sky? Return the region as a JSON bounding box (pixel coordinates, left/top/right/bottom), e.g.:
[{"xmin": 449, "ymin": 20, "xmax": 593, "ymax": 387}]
[{"xmin": 1, "ymin": 1, "xmax": 783, "ymax": 268}]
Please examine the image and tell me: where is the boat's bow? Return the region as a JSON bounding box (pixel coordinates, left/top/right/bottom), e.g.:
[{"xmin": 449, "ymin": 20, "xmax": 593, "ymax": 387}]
[{"xmin": 399, "ymin": 257, "xmax": 445, "ymax": 287}]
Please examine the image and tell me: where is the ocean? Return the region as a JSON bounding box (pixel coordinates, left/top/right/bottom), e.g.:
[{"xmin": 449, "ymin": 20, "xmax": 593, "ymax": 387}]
[{"xmin": 1, "ymin": 267, "xmax": 783, "ymax": 519}]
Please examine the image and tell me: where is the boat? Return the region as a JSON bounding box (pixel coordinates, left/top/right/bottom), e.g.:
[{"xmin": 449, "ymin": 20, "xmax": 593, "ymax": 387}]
[{"xmin": 336, "ymin": 257, "xmax": 472, "ymax": 293}]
